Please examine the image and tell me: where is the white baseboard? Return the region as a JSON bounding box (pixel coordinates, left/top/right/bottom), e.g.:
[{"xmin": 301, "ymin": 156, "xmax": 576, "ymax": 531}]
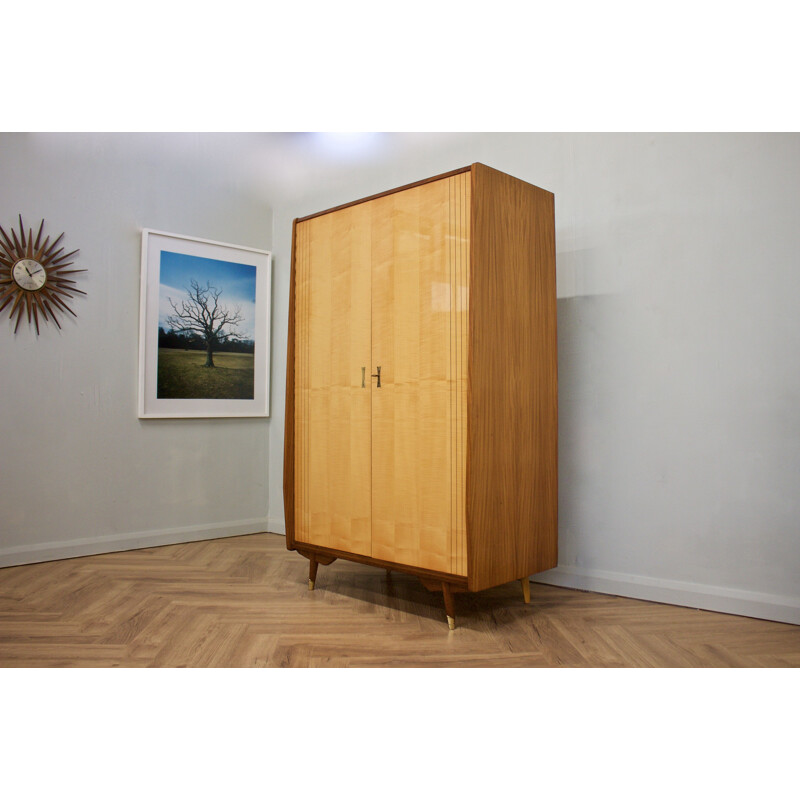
[
  {"xmin": 9, "ymin": 519, "xmax": 795, "ymax": 626},
  {"xmin": 0, "ymin": 517, "xmax": 273, "ymax": 569},
  {"xmin": 533, "ymin": 565, "xmax": 800, "ymax": 626}
]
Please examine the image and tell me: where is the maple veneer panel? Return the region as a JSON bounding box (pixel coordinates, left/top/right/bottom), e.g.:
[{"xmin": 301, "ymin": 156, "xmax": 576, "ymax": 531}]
[
  {"xmin": 370, "ymin": 175, "xmax": 468, "ymax": 574},
  {"xmin": 450, "ymin": 172, "xmax": 469, "ymax": 577},
  {"xmin": 293, "ymin": 206, "xmax": 372, "ymax": 556},
  {"xmin": 466, "ymin": 164, "xmax": 558, "ymax": 591}
]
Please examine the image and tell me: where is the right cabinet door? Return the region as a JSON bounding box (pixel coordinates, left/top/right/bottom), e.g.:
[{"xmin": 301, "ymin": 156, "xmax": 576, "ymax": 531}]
[{"xmin": 370, "ymin": 174, "xmax": 469, "ymax": 576}]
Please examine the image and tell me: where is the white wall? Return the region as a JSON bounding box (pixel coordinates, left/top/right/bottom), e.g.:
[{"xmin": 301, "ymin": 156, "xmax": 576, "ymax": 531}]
[
  {"xmin": 0, "ymin": 134, "xmax": 275, "ymax": 565},
  {"xmin": 3, "ymin": 132, "xmax": 798, "ymax": 625},
  {"xmin": 266, "ymin": 133, "xmax": 800, "ymax": 624}
]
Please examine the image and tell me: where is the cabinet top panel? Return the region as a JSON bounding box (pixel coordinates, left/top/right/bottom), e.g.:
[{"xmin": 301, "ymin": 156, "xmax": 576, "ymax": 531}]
[{"xmin": 294, "ymin": 163, "xmax": 552, "ymax": 225}]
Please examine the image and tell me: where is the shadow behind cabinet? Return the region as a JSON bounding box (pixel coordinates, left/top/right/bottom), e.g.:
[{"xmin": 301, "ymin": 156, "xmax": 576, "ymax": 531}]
[{"xmin": 284, "ymin": 163, "xmax": 557, "ymax": 628}]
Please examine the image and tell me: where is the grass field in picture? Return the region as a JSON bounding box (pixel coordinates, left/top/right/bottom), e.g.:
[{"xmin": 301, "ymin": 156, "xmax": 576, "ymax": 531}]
[{"xmin": 157, "ymin": 349, "xmax": 255, "ymax": 399}]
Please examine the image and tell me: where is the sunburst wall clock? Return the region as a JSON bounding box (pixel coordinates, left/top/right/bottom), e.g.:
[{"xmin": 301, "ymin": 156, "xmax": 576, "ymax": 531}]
[{"xmin": 0, "ymin": 215, "xmax": 86, "ymax": 334}]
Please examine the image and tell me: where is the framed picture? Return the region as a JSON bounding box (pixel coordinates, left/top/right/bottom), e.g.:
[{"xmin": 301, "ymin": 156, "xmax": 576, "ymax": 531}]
[{"xmin": 138, "ymin": 229, "xmax": 271, "ymax": 418}]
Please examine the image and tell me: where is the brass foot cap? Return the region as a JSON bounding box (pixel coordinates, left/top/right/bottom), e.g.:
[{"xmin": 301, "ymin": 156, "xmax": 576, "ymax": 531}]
[
  {"xmin": 447, "ymin": 616, "xmax": 455, "ymax": 631},
  {"xmin": 308, "ymin": 579, "xmax": 315, "ymax": 591}
]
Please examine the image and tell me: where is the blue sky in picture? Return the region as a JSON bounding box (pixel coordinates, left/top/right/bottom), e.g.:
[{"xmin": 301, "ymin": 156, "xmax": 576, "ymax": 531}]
[{"xmin": 159, "ymin": 250, "xmax": 257, "ymax": 340}]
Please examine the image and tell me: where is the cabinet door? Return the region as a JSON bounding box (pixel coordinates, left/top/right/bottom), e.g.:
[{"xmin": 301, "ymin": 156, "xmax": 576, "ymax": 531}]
[
  {"xmin": 370, "ymin": 174, "xmax": 469, "ymax": 575},
  {"xmin": 294, "ymin": 204, "xmax": 372, "ymax": 555}
]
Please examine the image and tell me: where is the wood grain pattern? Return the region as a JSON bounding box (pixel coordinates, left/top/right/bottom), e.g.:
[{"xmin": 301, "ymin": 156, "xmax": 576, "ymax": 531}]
[
  {"xmin": 1, "ymin": 533, "xmax": 797, "ymax": 667},
  {"xmin": 284, "ymin": 219, "xmax": 298, "ymax": 549},
  {"xmin": 467, "ymin": 163, "xmax": 558, "ymax": 592},
  {"xmin": 370, "ymin": 175, "xmax": 467, "ymax": 575},
  {"xmin": 294, "ymin": 206, "xmax": 372, "ymax": 556},
  {"xmin": 293, "ymin": 542, "xmax": 469, "ymax": 589},
  {"xmin": 450, "ymin": 171, "xmax": 469, "ymax": 577}
]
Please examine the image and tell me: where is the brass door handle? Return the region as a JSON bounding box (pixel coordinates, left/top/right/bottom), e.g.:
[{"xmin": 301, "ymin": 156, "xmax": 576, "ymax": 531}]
[
  {"xmin": 371, "ymin": 366, "xmax": 381, "ymax": 388},
  {"xmin": 361, "ymin": 367, "xmax": 366, "ymax": 388}
]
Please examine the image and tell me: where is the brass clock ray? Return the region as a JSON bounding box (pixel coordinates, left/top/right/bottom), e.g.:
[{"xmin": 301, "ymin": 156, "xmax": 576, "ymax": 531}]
[{"xmin": 0, "ymin": 215, "xmax": 85, "ymax": 334}]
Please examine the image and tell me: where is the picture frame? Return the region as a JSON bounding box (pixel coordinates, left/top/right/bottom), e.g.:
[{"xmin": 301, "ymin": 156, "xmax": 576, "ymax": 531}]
[{"xmin": 138, "ymin": 229, "xmax": 271, "ymax": 418}]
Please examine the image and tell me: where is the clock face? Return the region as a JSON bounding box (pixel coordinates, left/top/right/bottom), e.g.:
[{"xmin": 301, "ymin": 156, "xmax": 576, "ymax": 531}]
[{"xmin": 13, "ymin": 258, "xmax": 47, "ymax": 291}]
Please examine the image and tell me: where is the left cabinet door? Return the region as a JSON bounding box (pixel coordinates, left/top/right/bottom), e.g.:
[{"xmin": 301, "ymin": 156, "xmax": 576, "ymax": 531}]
[{"xmin": 294, "ymin": 204, "xmax": 373, "ymax": 556}]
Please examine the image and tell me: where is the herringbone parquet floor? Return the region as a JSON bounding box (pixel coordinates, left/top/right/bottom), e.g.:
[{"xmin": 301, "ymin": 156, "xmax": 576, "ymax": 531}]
[{"xmin": 0, "ymin": 532, "xmax": 797, "ymax": 667}]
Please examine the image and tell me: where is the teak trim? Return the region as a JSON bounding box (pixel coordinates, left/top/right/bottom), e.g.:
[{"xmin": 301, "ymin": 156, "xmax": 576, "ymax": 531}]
[
  {"xmin": 294, "ymin": 166, "xmax": 472, "ymax": 223},
  {"xmin": 294, "ymin": 543, "xmax": 469, "ymax": 589},
  {"xmin": 283, "ymin": 218, "xmax": 298, "ymax": 549}
]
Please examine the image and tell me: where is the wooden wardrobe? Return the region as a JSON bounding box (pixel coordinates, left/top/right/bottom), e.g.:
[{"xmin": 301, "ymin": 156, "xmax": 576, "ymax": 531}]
[{"xmin": 284, "ymin": 163, "xmax": 557, "ymax": 629}]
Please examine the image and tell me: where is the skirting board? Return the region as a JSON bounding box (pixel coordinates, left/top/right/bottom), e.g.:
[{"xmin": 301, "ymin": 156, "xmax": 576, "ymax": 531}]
[
  {"xmin": 533, "ymin": 565, "xmax": 800, "ymax": 626},
  {"xmin": 268, "ymin": 529, "xmax": 798, "ymax": 626},
  {"xmin": 14, "ymin": 519, "xmax": 793, "ymax": 627},
  {"xmin": 0, "ymin": 517, "xmax": 272, "ymax": 569},
  {"xmin": 267, "ymin": 518, "xmax": 286, "ymax": 535}
]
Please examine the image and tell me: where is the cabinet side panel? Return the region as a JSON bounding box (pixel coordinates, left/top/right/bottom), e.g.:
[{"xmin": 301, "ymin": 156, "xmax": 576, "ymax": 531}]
[
  {"xmin": 294, "ymin": 209, "xmax": 372, "ymax": 556},
  {"xmin": 467, "ymin": 164, "xmax": 558, "ymax": 591}
]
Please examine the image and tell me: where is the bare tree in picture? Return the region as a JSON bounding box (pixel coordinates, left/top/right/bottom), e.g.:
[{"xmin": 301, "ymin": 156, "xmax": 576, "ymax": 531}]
[{"xmin": 166, "ymin": 279, "xmax": 245, "ymax": 367}]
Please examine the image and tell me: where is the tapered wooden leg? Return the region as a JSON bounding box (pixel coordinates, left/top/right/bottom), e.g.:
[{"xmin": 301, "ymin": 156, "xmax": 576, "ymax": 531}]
[
  {"xmin": 297, "ymin": 550, "xmax": 336, "ymax": 591},
  {"xmin": 309, "ymin": 556, "xmax": 318, "ymax": 591},
  {"xmin": 442, "ymin": 582, "xmax": 456, "ymax": 630},
  {"xmin": 520, "ymin": 576, "xmax": 531, "ymax": 604}
]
